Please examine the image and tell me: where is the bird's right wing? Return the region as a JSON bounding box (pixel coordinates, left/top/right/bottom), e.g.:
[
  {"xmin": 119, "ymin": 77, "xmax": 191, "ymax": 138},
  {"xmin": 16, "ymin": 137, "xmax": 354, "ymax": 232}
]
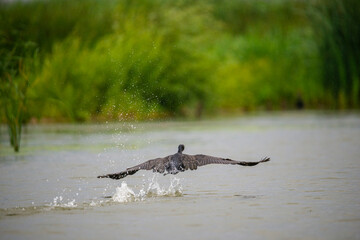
[
  {"xmin": 97, "ymin": 157, "xmax": 170, "ymax": 180},
  {"xmin": 182, "ymin": 154, "xmax": 270, "ymax": 169}
]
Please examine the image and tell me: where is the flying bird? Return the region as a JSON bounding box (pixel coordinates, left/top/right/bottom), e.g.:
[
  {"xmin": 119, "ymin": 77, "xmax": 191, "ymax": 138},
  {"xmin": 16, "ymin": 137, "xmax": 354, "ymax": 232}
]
[{"xmin": 98, "ymin": 144, "xmax": 270, "ymax": 180}]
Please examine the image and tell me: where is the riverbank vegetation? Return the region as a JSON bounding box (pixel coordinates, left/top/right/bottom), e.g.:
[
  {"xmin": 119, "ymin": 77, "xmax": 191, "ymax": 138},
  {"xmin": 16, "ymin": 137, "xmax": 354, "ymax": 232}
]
[{"xmin": 1, "ymin": 0, "xmax": 359, "ymax": 151}]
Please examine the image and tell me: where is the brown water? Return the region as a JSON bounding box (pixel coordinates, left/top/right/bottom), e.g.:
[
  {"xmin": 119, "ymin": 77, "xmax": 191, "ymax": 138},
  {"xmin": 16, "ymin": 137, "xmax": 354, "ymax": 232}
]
[{"xmin": 0, "ymin": 112, "xmax": 360, "ymax": 240}]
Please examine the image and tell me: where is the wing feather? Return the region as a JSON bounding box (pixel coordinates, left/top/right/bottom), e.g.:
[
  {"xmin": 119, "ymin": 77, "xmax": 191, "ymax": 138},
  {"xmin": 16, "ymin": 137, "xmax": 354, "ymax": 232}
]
[
  {"xmin": 97, "ymin": 157, "xmax": 169, "ymax": 180},
  {"xmin": 182, "ymin": 154, "xmax": 270, "ymax": 168}
]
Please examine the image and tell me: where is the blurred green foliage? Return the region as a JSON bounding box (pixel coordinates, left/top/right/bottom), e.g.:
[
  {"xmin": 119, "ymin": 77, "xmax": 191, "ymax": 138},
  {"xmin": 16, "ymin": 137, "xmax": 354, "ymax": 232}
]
[
  {"xmin": 308, "ymin": 0, "xmax": 360, "ymax": 108},
  {"xmin": 1, "ymin": 0, "xmax": 359, "ymax": 130}
]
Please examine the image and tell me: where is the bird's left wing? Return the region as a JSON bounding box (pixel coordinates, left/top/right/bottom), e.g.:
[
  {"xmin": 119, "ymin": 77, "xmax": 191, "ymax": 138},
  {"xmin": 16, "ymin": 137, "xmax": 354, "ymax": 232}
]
[{"xmin": 97, "ymin": 157, "xmax": 170, "ymax": 180}]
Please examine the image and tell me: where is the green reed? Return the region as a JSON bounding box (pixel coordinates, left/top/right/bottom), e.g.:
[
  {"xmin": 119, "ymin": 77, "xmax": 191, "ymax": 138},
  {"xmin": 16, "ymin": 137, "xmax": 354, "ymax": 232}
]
[
  {"xmin": 0, "ymin": 52, "xmax": 36, "ymax": 152},
  {"xmin": 308, "ymin": 0, "xmax": 360, "ymax": 108}
]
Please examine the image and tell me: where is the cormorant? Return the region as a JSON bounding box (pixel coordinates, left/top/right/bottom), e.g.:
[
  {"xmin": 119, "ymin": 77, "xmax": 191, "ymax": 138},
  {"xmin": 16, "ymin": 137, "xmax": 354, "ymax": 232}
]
[{"xmin": 98, "ymin": 144, "xmax": 270, "ymax": 180}]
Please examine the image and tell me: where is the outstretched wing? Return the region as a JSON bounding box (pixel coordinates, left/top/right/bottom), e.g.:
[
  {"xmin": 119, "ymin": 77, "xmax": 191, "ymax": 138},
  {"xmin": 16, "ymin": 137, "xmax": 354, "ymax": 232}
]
[
  {"xmin": 97, "ymin": 157, "xmax": 170, "ymax": 180},
  {"xmin": 182, "ymin": 154, "xmax": 270, "ymax": 170}
]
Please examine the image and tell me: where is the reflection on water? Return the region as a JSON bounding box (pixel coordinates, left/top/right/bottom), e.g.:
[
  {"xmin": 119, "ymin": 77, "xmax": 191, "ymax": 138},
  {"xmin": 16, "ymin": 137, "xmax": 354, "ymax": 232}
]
[{"xmin": 0, "ymin": 112, "xmax": 360, "ymax": 240}]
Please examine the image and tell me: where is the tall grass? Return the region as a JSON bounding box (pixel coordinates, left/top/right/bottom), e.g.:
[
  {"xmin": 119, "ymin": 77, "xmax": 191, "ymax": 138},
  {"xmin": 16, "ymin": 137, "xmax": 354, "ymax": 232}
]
[
  {"xmin": 309, "ymin": 0, "xmax": 360, "ymax": 108},
  {"xmin": 0, "ymin": 45, "xmax": 38, "ymax": 152}
]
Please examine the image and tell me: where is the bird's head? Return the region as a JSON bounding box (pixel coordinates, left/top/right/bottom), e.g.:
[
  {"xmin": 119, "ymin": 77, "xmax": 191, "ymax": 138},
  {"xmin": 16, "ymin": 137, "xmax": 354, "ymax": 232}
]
[{"xmin": 178, "ymin": 144, "xmax": 185, "ymax": 153}]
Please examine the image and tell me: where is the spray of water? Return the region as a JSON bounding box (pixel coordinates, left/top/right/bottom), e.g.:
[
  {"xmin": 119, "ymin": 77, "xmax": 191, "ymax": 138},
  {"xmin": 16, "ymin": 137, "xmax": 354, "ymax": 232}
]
[
  {"xmin": 49, "ymin": 196, "xmax": 78, "ymax": 208},
  {"xmin": 112, "ymin": 175, "xmax": 183, "ymax": 203}
]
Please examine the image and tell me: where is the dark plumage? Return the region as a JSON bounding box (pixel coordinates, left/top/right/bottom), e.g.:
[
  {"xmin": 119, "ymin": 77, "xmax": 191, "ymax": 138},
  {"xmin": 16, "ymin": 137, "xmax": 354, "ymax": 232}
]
[{"xmin": 98, "ymin": 144, "xmax": 270, "ymax": 180}]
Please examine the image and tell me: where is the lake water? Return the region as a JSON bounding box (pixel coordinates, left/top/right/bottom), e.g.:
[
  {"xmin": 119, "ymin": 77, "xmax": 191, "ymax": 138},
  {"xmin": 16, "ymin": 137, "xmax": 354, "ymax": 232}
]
[{"xmin": 0, "ymin": 112, "xmax": 360, "ymax": 240}]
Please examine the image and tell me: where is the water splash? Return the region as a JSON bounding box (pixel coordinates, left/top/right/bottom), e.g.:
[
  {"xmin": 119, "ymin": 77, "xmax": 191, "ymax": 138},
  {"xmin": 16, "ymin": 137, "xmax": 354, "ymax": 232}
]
[
  {"xmin": 112, "ymin": 182, "xmax": 136, "ymax": 203},
  {"xmin": 144, "ymin": 174, "xmax": 183, "ymax": 197},
  {"xmin": 0, "ymin": 176, "xmax": 183, "ymax": 217},
  {"xmin": 49, "ymin": 196, "xmax": 77, "ymax": 208},
  {"xmin": 112, "ymin": 176, "xmax": 183, "ymax": 203}
]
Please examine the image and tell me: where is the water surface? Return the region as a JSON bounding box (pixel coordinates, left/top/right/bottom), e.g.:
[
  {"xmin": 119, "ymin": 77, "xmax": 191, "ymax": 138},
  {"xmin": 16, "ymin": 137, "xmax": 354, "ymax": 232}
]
[{"xmin": 0, "ymin": 112, "xmax": 360, "ymax": 240}]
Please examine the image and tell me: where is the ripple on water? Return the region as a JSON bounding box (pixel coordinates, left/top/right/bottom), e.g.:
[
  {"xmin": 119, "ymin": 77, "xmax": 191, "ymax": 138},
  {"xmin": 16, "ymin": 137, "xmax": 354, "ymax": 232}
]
[{"xmin": 233, "ymin": 194, "xmax": 259, "ymax": 199}]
